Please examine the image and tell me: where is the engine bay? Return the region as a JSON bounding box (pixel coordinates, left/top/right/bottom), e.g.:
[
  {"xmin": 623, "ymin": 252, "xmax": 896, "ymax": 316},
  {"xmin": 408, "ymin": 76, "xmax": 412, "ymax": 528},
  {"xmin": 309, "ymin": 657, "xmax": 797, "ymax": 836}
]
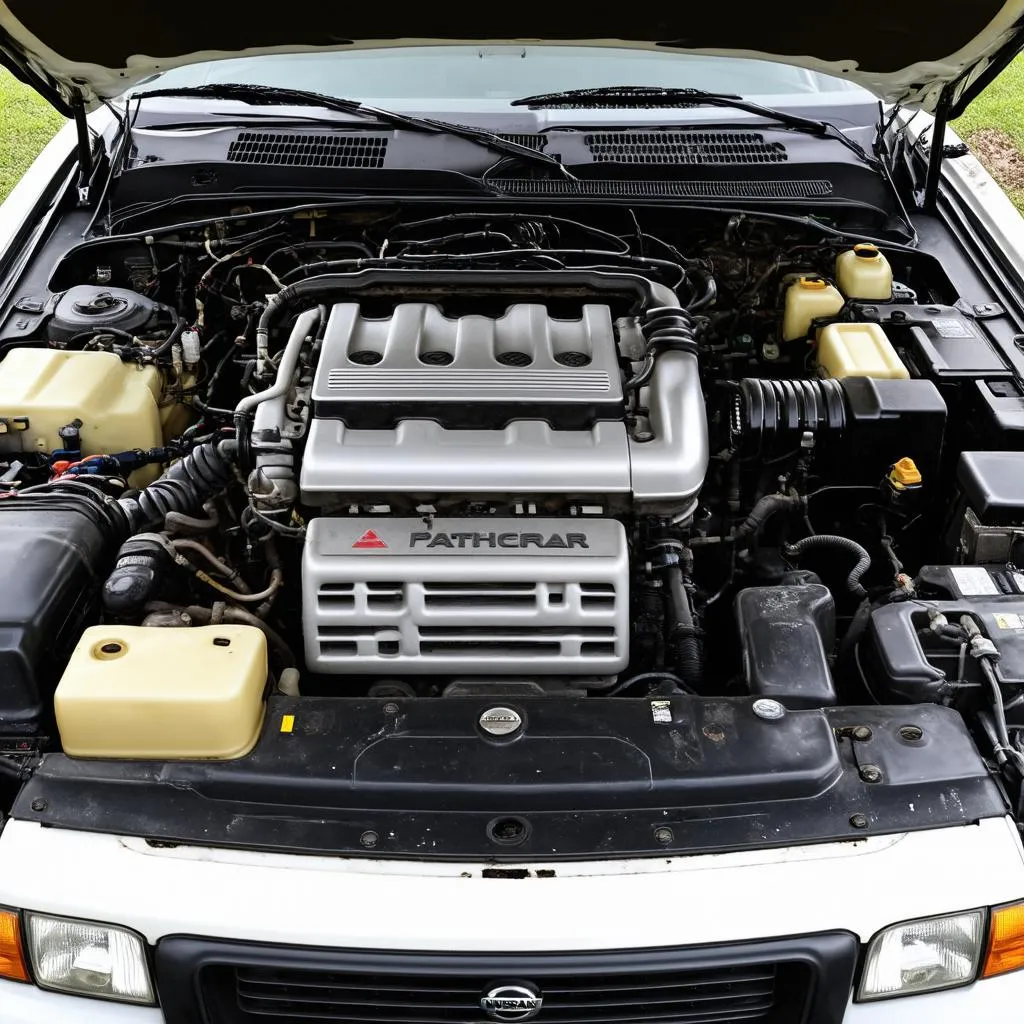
[{"xmin": 1, "ymin": 198, "xmax": 1023, "ymax": 852}]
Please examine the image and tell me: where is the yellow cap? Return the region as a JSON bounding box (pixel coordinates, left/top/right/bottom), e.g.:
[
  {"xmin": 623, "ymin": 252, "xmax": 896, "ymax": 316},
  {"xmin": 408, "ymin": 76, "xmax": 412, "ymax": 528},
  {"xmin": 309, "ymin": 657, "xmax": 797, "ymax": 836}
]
[
  {"xmin": 854, "ymin": 243, "xmax": 881, "ymax": 259},
  {"xmin": 799, "ymin": 276, "xmax": 828, "ymax": 290},
  {"xmin": 889, "ymin": 457, "xmax": 922, "ymax": 489}
]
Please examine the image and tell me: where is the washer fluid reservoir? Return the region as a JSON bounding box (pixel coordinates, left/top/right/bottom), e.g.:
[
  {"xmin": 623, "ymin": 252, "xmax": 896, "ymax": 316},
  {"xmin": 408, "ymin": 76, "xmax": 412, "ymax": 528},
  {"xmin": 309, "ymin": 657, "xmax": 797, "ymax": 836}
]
[{"xmin": 836, "ymin": 243, "xmax": 893, "ymax": 300}]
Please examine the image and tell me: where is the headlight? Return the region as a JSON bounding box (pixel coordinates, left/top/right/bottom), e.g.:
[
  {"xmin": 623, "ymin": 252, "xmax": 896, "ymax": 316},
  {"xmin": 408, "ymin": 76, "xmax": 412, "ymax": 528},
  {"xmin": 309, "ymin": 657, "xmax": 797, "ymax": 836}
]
[
  {"xmin": 858, "ymin": 910, "xmax": 986, "ymax": 1001},
  {"xmin": 24, "ymin": 913, "xmax": 154, "ymax": 1005}
]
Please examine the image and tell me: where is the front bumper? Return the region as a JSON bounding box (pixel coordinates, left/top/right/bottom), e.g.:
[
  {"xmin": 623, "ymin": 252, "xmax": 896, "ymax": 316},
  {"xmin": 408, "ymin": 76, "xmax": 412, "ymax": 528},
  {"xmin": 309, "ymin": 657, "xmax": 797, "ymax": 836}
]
[{"xmin": 0, "ymin": 816, "xmax": 1022, "ymax": 1021}]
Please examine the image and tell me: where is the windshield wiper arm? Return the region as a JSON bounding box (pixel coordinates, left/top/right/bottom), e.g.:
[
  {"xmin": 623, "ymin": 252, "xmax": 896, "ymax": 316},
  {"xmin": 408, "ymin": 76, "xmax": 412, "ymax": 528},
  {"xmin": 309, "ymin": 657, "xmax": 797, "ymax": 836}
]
[
  {"xmin": 133, "ymin": 83, "xmax": 574, "ymax": 180},
  {"xmin": 511, "ymin": 86, "xmax": 879, "ymax": 169}
]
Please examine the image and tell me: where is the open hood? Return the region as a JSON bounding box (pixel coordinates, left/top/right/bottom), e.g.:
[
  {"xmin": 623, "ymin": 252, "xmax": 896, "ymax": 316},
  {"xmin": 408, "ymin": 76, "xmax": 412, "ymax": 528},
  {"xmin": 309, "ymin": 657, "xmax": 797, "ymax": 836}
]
[{"xmin": 0, "ymin": 2, "xmax": 1023, "ymax": 117}]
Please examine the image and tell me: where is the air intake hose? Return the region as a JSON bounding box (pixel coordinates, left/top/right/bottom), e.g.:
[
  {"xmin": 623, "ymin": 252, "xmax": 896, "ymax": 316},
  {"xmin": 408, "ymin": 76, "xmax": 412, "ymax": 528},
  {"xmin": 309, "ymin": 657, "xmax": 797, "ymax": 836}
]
[{"xmin": 117, "ymin": 439, "xmax": 237, "ymax": 534}]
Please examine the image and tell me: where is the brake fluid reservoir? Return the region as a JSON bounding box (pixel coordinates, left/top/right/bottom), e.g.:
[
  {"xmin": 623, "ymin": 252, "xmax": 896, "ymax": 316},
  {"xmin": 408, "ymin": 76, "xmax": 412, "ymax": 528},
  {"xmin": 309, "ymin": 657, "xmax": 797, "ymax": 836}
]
[
  {"xmin": 817, "ymin": 322, "xmax": 909, "ymax": 380},
  {"xmin": 0, "ymin": 349, "xmax": 165, "ymax": 481},
  {"xmin": 782, "ymin": 277, "xmax": 845, "ymax": 342},
  {"xmin": 836, "ymin": 243, "xmax": 893, "ymax": 300}
]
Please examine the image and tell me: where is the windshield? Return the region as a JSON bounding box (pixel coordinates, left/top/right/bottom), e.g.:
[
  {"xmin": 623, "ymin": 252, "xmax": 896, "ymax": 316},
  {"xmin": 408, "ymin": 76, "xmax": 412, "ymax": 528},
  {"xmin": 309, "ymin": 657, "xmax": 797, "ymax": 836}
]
[{"xmin": 134, "ymin": 46, "xmax": 872, "ymax": 111}]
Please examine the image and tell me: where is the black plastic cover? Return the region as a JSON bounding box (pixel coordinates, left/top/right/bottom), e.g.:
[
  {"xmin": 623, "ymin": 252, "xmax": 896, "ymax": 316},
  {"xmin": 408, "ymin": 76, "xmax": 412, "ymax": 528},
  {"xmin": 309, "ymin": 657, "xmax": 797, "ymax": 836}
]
[
  {"xmin": 13, "ymin": 697, "xmax": 1005, "ymax": 860},
  {"xmin": 0, "ymin": 496, "xmax": 112, "ymax": 735},
  {"xmin": 857, "ymin": 304, "xmax": 1010, "ymax": 381},
  {"xmin": 735, "ymin": 584, "xmax": 837, "ymax": 708},
  {"xmin": 47, "ymin": 286, "xmax": 174, "ymax": 345},
  {"xmin": 839, "ymin": 376, "xmax": 948, "ymax": 482},
  {"xmin": 957, "ymin": 450, "xmax": 1024, "ymax": 525},
  {"xmin": 865, "ymin": 583, "xmax": 1024, "ymax": 702}
]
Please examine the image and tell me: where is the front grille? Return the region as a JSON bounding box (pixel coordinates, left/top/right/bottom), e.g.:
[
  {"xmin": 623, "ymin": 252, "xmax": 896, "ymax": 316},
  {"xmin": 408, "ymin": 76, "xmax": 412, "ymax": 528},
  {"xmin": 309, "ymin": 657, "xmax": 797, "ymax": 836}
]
[
  {"xmin": 227, "ymin": 132, "xmax": 390, "ymax": 168},
  {"xmin": 584, "ymin": 131, "xmax": 787, "ymax": 165},
  {"xmin": 160, "ymin": 935, "xmax": 855, "ymax": 1024},
  {"xmin": 228, "ymin": 961, "xmax": 787, "ymax": 1023}
]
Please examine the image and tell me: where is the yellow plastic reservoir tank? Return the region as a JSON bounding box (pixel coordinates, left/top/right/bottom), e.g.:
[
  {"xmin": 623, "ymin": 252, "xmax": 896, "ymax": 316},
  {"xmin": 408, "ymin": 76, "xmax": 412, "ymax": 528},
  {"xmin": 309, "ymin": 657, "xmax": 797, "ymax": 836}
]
[
  {"xmin": 0, "ymin": 349, "xmax": 169, "ymax": 481},
  {"xmin": 55, "ymin": 625, "xmax": 268, "ymax": 759},
  {"xmin": 817, "ymin": 322, "xmax": 909, "ymax": 380},
  {"xmin": 782, "ymin": 277, "xmax": 845, "ymax": 342},
  {"xmin": 836, "ymin": 244, "xmax": 894, "ymax": 300}
]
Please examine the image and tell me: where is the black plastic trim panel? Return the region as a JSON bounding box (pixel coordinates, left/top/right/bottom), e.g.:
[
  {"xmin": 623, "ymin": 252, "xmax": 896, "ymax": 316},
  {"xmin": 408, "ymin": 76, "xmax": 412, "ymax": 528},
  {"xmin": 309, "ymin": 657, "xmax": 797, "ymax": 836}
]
[{"xmin": 11, "ymin": 699, "xmax": 1007, "ymax": 862}]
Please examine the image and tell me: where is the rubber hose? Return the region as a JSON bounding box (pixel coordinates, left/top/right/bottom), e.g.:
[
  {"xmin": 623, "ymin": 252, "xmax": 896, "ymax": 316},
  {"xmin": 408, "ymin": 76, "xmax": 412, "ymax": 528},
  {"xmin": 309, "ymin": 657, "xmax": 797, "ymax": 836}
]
[
  {"xmin": 118, "ymin": 439, "xmax": 237, "ymax": 534},
  {"xmin": 734, "ymin": 493, "xmax": 804, "ymax": 543},
  {"xmin": 665, "ymin": 562, "xmax": 704, "ymax": 689},
  {"xmin": 787, "ymin": 534, "xmax": 872, "ymax": 599}
]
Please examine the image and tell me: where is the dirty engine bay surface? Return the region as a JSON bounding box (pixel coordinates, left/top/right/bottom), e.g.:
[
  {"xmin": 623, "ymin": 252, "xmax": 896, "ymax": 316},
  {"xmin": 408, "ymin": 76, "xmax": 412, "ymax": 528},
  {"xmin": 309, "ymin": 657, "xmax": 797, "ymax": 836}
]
[{"xmin": 0, "ymin": 198, "xmax": 1018, "ymax": 858}]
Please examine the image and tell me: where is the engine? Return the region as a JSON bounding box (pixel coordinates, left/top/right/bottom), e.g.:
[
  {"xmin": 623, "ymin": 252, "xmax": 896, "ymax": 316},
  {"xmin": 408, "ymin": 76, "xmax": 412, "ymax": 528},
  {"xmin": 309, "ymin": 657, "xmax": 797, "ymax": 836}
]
[
  {"xmin": 243, "ymin": 295, "xmax": 702, "ymax": 677},
  {"xmin": 5, "ymin": 200, "xmax": 1021, "ymax": 767}
]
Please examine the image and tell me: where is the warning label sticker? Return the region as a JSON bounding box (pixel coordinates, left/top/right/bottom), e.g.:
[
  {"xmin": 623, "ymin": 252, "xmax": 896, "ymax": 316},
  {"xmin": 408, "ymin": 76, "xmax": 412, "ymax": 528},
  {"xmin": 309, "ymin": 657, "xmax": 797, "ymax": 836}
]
[
  {"xmin": 651, "ymin": 701, "xmax": 673, "ymax": 724},
  {"xmin": 995, "ymin": 613, "xmax": 1024, "ymax": 631},
  {"xmin": 950, "ymin": 566, "xmax": 999, "ymax": 596},
  {"xmin": 932, "ymin": 317, "xmax": 976, "ymax": 339}
]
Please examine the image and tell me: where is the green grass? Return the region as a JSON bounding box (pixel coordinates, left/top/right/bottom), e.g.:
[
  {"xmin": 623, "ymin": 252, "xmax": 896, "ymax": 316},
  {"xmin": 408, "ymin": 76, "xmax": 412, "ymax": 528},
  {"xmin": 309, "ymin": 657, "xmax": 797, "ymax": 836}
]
[
  {"xmin": 956, "ymin": 55, "xmax": 1024, "ymax": 149},
  {"xmin": 0, "ymin": 70, "xmax": 64, "ymax": 200},
  {"xmin": 954, "ymin": 53, "xmax": 1024, "ymax": 212}
]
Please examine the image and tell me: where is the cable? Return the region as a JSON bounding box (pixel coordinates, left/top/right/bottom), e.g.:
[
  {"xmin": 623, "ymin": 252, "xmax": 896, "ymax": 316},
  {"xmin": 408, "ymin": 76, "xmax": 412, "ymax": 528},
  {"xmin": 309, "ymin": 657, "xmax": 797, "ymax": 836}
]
[
  {"xmin": 786, "ymin": 534, "xmax": 872, "ymax": 599},
  {"xmin": 606, "ymin": 672, "xmax": 698, "ymax": 697}
]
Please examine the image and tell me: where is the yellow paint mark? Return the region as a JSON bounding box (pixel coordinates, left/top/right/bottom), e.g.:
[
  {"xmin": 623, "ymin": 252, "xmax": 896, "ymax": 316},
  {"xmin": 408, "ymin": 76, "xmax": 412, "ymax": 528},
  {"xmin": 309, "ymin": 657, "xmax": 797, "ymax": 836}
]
[{"xmin": 280, "ymin": 714, "xmax": 295, "ymax": 734}]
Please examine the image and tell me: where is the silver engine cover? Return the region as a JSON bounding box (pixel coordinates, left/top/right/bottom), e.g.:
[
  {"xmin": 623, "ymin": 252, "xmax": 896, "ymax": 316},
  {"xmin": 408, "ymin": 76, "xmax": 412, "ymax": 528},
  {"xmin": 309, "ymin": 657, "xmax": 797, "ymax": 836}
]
[
  {"xmin": 299, "ymin": 301, "xmax": 708, "ymax": 514},
  {"xmin": 302, "ymin": 517, "xmax": 629, "ymax": 675}
]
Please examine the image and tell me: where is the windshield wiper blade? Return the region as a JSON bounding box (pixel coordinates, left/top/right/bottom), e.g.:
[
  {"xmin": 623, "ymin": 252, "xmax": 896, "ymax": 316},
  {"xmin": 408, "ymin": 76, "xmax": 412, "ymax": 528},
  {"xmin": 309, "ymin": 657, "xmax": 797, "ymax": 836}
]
[
  {"xmin": 133, "ymin": 83, "xmax": 574, "ymax": 180},
  {"xmin": 511, "ymin": 86, "xmax": 879, "ymax": 169}
]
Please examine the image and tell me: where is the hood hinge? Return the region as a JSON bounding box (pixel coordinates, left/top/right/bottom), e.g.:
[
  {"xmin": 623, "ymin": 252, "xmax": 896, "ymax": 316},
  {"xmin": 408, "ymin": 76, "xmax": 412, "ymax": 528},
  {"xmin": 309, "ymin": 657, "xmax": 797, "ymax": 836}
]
[{"xmin": 72, "ymin": 99, "xmax": 94, "ymax": 206}]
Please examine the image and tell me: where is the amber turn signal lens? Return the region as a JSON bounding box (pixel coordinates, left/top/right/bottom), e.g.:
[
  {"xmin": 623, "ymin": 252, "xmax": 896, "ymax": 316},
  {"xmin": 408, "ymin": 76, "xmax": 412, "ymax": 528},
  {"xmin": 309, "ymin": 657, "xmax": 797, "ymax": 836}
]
[
  {"xmin": 983, "ymin": 902, "xmax": 1024, "ymax": 978},
  {"xmin": 0, "ymin": 909, "xmax": 29, "ymax": 983}
]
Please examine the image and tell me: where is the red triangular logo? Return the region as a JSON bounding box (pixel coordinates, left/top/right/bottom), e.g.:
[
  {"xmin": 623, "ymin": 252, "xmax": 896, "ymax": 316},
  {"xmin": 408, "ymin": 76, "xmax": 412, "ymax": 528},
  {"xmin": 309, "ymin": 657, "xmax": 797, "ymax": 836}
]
[{"xmin": 352, "ymin": 529, "xmax": 388, "ymax": 549}]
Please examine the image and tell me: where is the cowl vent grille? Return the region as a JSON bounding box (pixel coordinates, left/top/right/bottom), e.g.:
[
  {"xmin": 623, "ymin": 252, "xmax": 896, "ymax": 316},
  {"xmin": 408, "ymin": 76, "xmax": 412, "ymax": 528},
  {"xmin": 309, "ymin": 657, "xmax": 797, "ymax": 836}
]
[
  {"xmin": 227, "ymin": 132, "xmax": 389, "ymax": 168},
  {"xmin": 490, "ymin": 178, "xmax": 832, "ymax": 199},
  {"xmin": 585, "ymin": 131, "xmax": 787, "ymax": 165}
]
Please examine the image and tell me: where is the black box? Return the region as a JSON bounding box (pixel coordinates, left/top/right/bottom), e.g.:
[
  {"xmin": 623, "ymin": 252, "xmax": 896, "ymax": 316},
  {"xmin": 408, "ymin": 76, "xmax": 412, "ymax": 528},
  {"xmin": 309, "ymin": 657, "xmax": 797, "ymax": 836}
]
[
  {"xmin": 0, "ymin": 497, "xmax": 111, "ymax": 736},
  {"xmin": 840, "ymin": 376, "xmax": 947, "ymax": 483}
]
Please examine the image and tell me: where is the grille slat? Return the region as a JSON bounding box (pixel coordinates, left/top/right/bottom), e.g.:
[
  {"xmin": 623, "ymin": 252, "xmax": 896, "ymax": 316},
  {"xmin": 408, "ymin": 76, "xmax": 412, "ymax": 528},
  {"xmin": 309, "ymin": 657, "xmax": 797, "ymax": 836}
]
[
  {"xmin": 490, "ymin": 178, "xmax": 832, "ymax": 199},
  {"xmin": 584, "ymin": 131, "xmax": 787, "ymax": 165},
  {"xmin": 232, "ymin": 960, "xmax": 782, "ymax": 1023},
  {"xmin": 228, "ymin": 132, "xmax": 389, "ymax": 168}
]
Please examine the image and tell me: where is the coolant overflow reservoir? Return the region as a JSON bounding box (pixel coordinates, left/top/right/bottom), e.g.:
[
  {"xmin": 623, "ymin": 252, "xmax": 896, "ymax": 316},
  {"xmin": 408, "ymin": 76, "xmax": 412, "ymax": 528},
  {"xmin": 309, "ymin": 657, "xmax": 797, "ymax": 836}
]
[
  {"xmin": 836, "ymin": 243, "xmax": 893, "ymax": 300},
  {"xmin": 55, "ymin": 625, "xmax": 268, "ymax": 759},
  {"xmin": 782, "ymin": 277, "xmax": 845, "ymax": 342}
]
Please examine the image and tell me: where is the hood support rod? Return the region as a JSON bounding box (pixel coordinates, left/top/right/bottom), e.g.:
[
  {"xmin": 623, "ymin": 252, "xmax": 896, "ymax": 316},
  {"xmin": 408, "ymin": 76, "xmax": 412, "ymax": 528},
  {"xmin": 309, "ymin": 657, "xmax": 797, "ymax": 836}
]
[
  {"xmin": 72, "ymin": 101, "xmax": 94, "ymax": 206},
  {"xmin": 922, "ymin": 87, "xmax": 952, "ymax": 213}
]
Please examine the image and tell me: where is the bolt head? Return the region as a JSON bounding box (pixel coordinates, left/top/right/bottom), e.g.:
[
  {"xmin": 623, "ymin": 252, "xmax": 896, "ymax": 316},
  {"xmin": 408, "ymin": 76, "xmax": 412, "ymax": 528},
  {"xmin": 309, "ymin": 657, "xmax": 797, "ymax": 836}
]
[
  {"xmin": 852, "ymin": 726, "xmax": 873, "ymax": 742},
  {"xmin": 850, "ymin": 813, "xmax": 869, "ymax": 829},
  {"xmin": 860, "ymin": 764, "xmax": 883, "ymax": 784},
  {"xmin": 654, "ymin": 826, "xmax": 674, "ymax": 845},
  {"xmin": 752, "ymin": 698, "xmax": 786, "ymax": 721},
  {"xmin": 898, "ymin": 725, "xmax": 923, "ymax": 742},
  {"xmin": 359, "ymin": 830, "xmax": 379, "ymax": 849},
  {"xmin": 382, "ymin": 702, "xmax": 399, "ymax": 715},
  {"xmin": 30, "ymin": 798, "xmax": 46, "ymax": 812}
]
